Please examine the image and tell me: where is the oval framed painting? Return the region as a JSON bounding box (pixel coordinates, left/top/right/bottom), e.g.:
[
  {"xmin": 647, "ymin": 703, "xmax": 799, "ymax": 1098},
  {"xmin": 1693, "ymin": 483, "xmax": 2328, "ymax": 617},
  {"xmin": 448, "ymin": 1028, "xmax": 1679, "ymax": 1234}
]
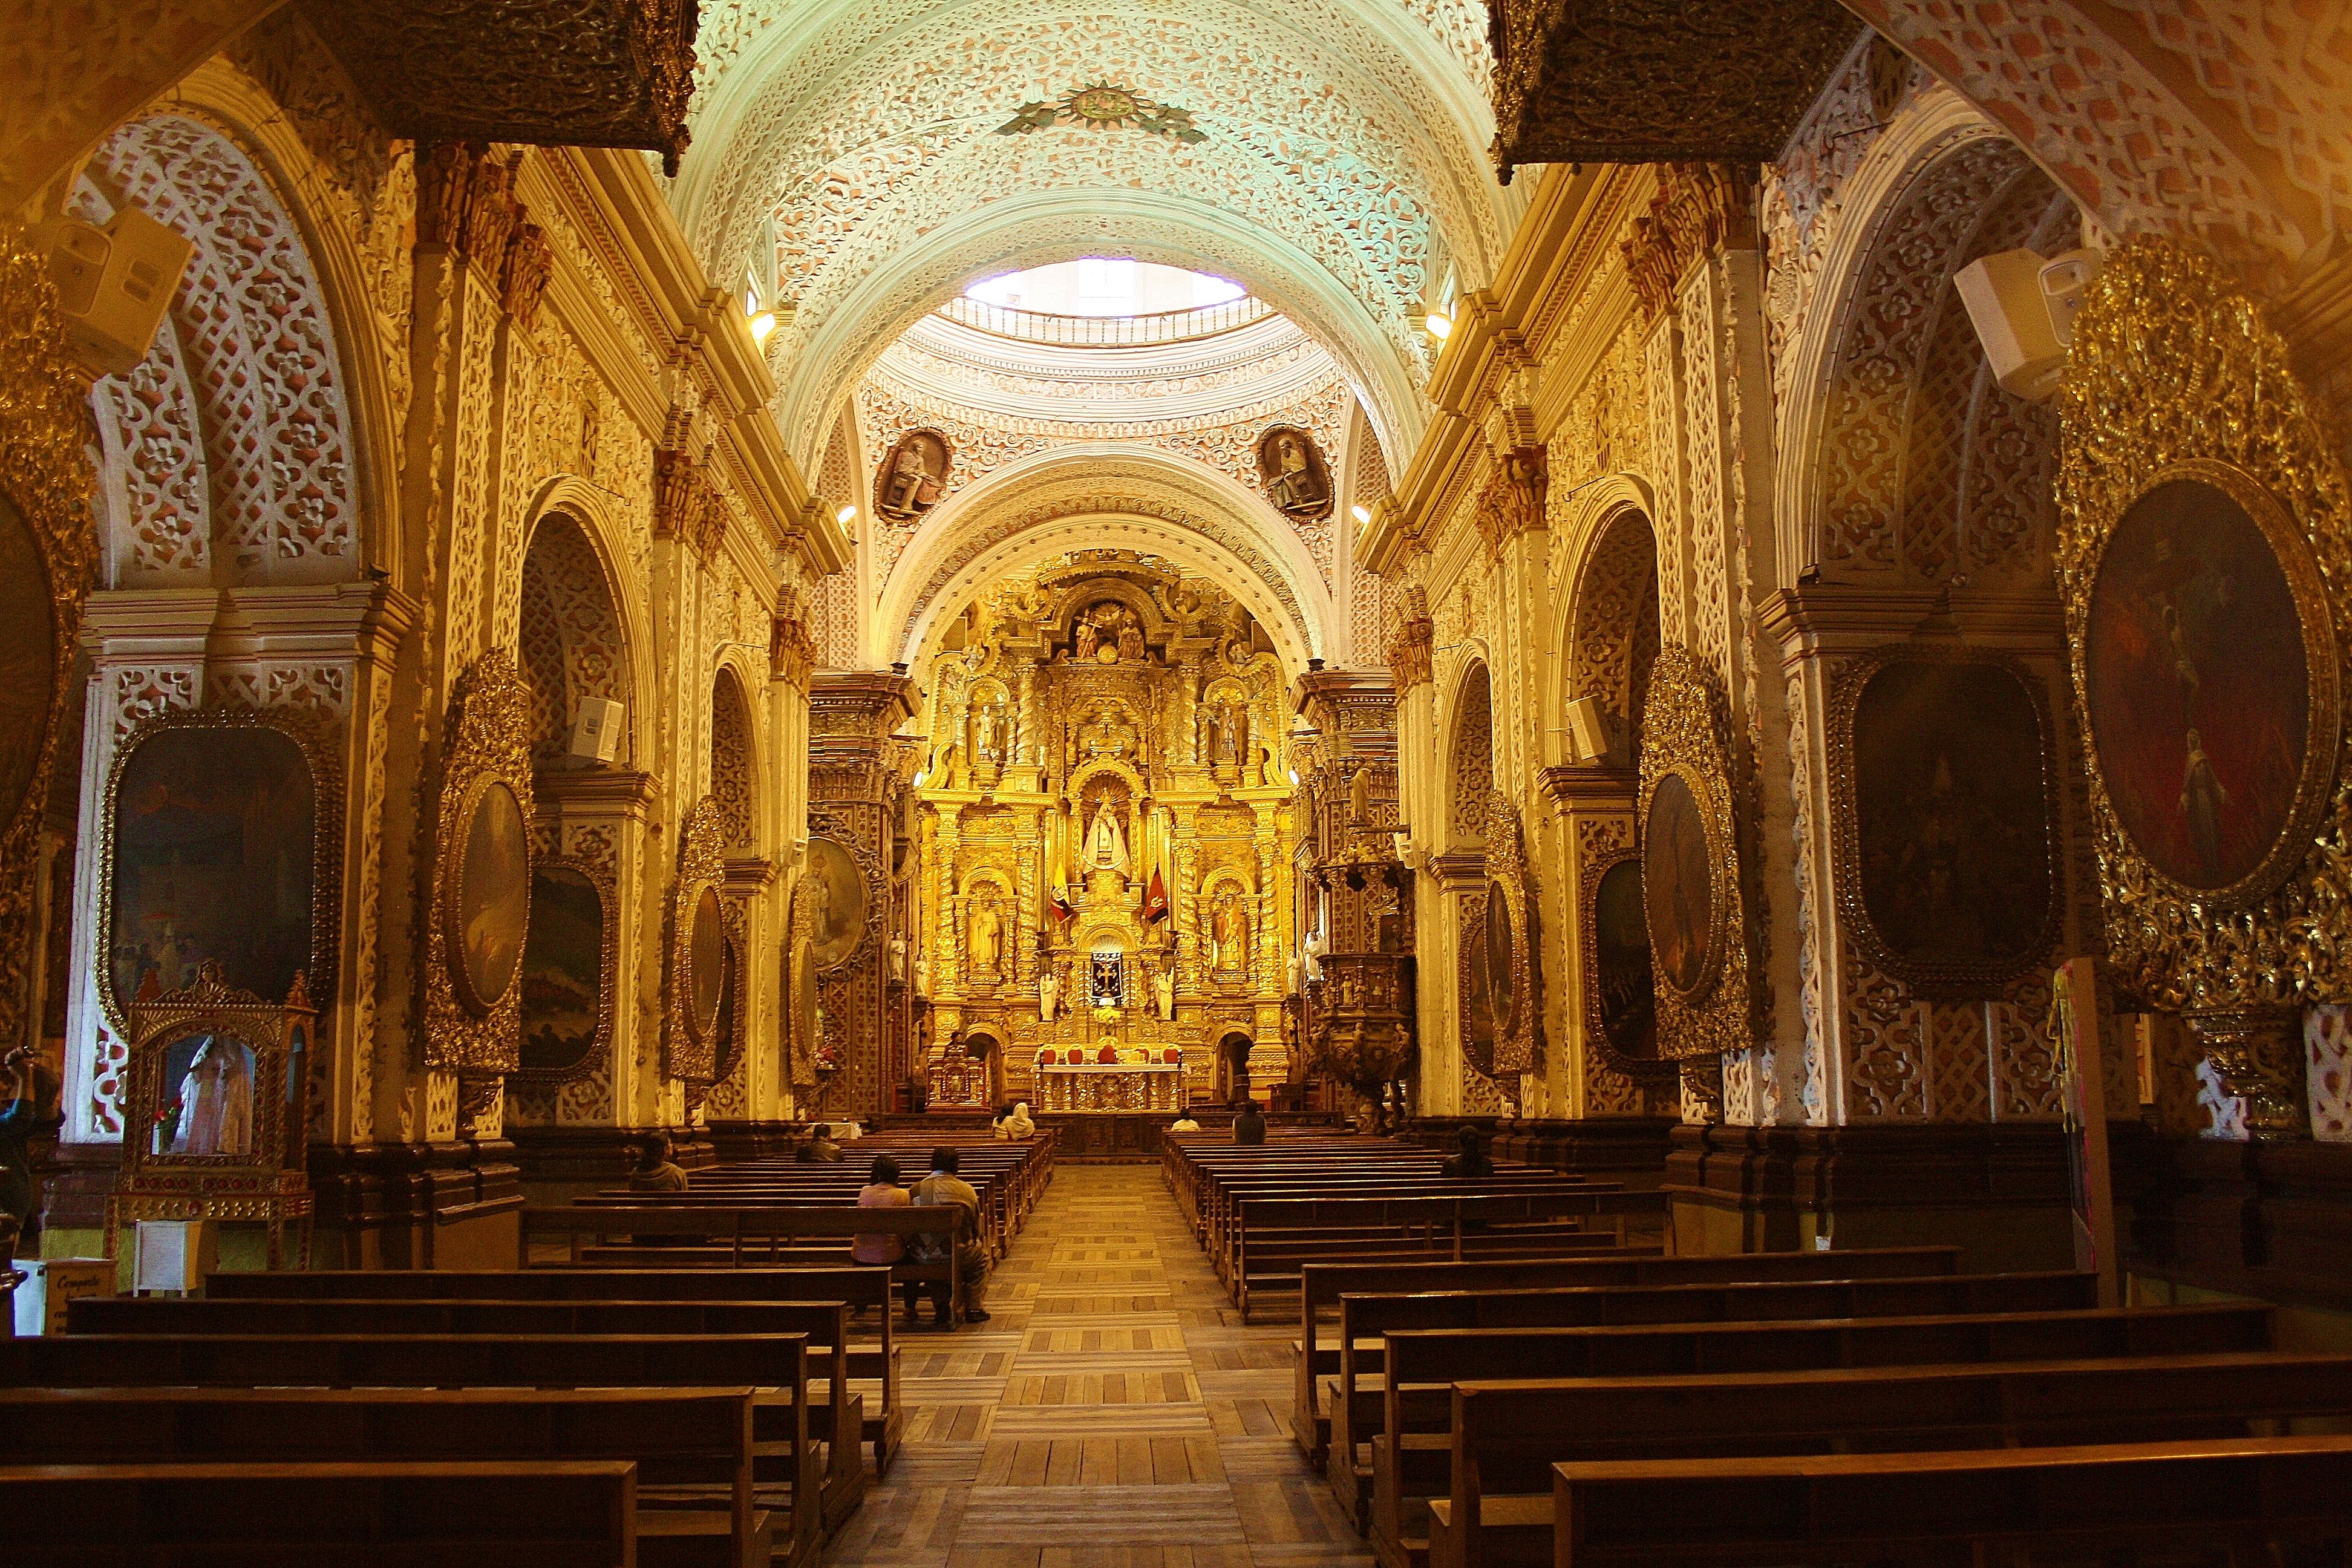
[
  {"xmin": 1641, "ymin": 769, "xmax": 1716, "ymax": 1001},
  {"xmin": 2082, "ymin": 462, "xmax": 2341, "ymax": 906},
  {"xmin": 687, "ymin": 884, "xmax": 725, "ymax": 1044},
  {"xmin": 806, "ymin": 835, "xmax": 868, "ymax": 971},
  {"xmin": 1485, "ymin": 877, "xmax": 1517, "ymax": 1038},
  {"xmin": 449, "ymin": 779, "xmax": 529, "ymax": 1015},
  {"xmin": 0, "ymin": 492, "xmax": 56, "ymax": 848}
]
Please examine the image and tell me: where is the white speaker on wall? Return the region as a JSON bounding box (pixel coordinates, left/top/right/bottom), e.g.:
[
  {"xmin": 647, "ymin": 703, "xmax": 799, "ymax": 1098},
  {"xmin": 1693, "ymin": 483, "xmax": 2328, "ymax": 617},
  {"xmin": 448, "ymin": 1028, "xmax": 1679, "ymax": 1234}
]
[
  {"xmin": 41, "ymin": 206, "xmax": 194, "ymax": 379},
  {"xmin": 1955, "ymin": 245, "xmax": 2104, "ymax": 403},
  {"xmin": 1563, "ymin": 695, "xmax": 1612, "ymax": 765},
  {"xmin": 569, "ymin": 697, "xmax": 626, "ymax": 763}
]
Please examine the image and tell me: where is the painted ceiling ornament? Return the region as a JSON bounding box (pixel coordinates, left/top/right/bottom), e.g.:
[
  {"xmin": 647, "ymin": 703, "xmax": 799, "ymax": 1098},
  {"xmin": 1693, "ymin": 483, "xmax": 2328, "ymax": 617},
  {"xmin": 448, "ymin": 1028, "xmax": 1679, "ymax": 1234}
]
[{"xmin": 996, "ymin": 83, "xmax": 1208, "ymax": 145}]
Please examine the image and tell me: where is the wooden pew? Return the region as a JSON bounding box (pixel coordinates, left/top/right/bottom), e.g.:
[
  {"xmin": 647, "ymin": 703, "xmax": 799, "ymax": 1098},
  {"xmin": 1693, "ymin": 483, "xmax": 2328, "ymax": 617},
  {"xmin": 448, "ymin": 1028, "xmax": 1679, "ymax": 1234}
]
[
  {"xmin": 1429, "ymin": 1350, "xmax": 2352, "ymax": 1568},
  {"xmin": 1364, "ymin": 1303, "xmax": 2273, "ymax": 1568},
  {"xmin": 521, "ymin": 1204, "xmax": 972, "ymax": 1322},
  {"xmin": 1233, "ymin": 1191, "xmax": 1663, "ymax": 1318},
  {"xmin": 206, "ymin": 1266, "xmax": 908, "ymax": 1474},
  {"xmin": 0, "ymin": 1459, "xmax": 639, "ymax": 1567},
  {"xmin": 1549, "ymin": 1436, "xmax": 2352, "ymax": 1567},
  {"xmin": 1290, "ymin": 1247, "xmax": 1966, "ymax": 1468},
  {"xmin": 70, "ymin": 1294, "xmax": 866, "ymax": 1527},
  {"xmin": 1334, "ymin": 1270, "xmax": 2101, "ymax": 1540},
  {"xmin": 0, "ymin": 1332, "xmax": 822, "ymax": 1562},
  {"xmin": 0, "ymin": 1387, "xmax": 772, "ymax": 1568}
]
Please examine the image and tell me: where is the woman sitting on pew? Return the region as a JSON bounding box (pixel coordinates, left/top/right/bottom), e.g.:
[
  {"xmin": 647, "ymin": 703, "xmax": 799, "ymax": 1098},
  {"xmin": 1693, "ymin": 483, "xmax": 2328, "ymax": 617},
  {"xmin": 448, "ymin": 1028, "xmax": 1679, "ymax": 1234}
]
[
  {"xmin": 855, "ymin": 1154, "xmax": 912, "ymax": 1278},
  {"xmin": 994, "ymin": 1100, "xmax": 1036, "ymax": 1140},
  {"xmin": 627, "ymin": 1131, "xmax": 690, "ymax": 1192}
]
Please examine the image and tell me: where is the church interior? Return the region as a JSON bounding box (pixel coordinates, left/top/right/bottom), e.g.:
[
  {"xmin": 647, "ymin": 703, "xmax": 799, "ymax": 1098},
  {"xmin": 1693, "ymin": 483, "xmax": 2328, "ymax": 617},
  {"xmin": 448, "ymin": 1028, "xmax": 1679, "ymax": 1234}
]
[{"xmin": 7, "ymin": 0, "xmax": 2352, "ymax": 1560}]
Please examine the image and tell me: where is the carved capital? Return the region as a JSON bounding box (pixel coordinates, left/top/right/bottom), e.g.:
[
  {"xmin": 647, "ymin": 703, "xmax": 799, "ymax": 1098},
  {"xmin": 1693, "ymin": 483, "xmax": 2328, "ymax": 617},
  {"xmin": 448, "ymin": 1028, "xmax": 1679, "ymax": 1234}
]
[
  {"xmin": 416, "ymin": 142, "xmax": 523, "ymax": 274},
  {"xmin": 769, "ymin": 613, "xmax": 817, "ymax": 688},
  {"xmin": 1385, "ymin": 584, "xmax": 1435, "ymax": 692},
  {"xmin": 1473, "ymin": 443, "xmax": 1549, "ymax": 552},
  {"xmin": 500, "ymin": 221, "xmax": 554, "ymax": 331},
  {"xmin": 1620, "ymin": 163, "xmax": 1755, "ymax": 324}
]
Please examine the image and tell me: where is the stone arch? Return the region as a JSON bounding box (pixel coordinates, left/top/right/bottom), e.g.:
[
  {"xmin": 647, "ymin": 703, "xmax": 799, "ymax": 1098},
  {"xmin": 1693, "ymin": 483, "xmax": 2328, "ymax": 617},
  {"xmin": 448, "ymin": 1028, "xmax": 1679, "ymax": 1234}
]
[
  {"xmin": 710, "ymin": 664, "xmax": 759, "ymax": 851},
  {"xmin": 1442, "ymin": 659, "xmax": 1494, "ymax": 854},
  {"xmin": 78, "ymin": 110, "xmax": 361, "ymax": 589},
  {"xmin": 518, "ymin": 507, "xmax": 636, "ymax": 769},
  {"xmin": 884, "ymin": 445, "xmax": 1339, "ymax": 674},
  {"xmin": 1780, "ymin": 93, "xmax": 2079, "ymax": 591},
  {"xmin": 1562, "ymin": 498, "xmax": 1663, "ymax": 771}
]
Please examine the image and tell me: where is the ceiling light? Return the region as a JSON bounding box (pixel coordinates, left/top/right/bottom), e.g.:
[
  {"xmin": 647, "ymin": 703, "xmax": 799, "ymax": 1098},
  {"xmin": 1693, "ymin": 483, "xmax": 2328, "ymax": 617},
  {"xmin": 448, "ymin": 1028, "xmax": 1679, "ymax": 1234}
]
[
  {"xmin": 1350, "ymin": 505, "xmax": 1371, "ymax": 525},
  {"xmin": 1424, "ymin": 312, "xmax": 1452, "ymax": 341},
  {"xmin": 749, "ymin": 310, "xmax": 778, "ymax": 344},
  {"xmin": 835, "ymin": 504, "xmax": 857, "ymax": 525}
]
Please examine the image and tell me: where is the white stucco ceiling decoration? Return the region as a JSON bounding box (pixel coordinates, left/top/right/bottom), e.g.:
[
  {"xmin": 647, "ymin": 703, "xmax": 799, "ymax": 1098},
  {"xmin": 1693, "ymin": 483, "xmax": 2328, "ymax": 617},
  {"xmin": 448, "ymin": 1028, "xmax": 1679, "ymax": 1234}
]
[
  {"xmin": 878, "ymin": 442, "xmax": 1341, "ymax": 671},
  {"xmin": 671, "ymin": 0, "xmax": 1514, "ymax": 468}
]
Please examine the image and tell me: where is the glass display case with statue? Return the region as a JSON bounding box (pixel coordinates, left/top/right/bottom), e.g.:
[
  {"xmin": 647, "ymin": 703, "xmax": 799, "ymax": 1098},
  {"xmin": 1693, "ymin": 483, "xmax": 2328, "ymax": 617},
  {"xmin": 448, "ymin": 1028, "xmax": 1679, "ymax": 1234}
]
[{"xmin": 106, "ymin": 961, "xmax": 316, "ymax": 1270}]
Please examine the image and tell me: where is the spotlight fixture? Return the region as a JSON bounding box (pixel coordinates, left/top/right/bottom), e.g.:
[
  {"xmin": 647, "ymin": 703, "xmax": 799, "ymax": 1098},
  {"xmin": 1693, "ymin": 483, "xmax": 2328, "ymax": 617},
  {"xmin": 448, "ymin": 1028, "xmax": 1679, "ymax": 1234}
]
[
  {"xmin": 835, "ymin": 504, "xmax": 857, "ymax": 525},
  {"xmin": 1423, "ymin": 312, "xmax": 1452, "ymax": 341},
  {"xmin": 1350, "ymin": 504, "xmax": 1371, "ymax": 525},
  {"xmin": 749, "ymin": 309, "xmax": 778, "ymax": 345}
]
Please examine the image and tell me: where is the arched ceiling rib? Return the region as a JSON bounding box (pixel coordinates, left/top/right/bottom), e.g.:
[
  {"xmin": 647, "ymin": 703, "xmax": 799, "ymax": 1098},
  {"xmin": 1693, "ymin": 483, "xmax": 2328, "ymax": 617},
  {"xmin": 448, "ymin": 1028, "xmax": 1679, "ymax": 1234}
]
[{"xmin": 670, "ymin": 0, "xmax": 1509, "ymax": 466}]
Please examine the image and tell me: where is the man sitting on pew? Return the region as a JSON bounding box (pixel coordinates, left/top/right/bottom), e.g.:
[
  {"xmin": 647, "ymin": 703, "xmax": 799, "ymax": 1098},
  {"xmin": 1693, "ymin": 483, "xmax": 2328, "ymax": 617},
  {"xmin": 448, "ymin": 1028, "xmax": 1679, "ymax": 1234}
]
[
  {"xmin": 627, "ymin": 1132, "xmax": 690, "ymax": 1194},
  {"xmin": 1232, "ymin": 1099, "xmax": 1266, "ymax": 1146},
  {"xmin": 1440, "ymin": 1127, "xmax": 1493, "ymax": 1180},
  {"xmin": 910, "ymin": 1147, "xmax": 991, "ymax": 1327},
  {"xmin": 797, "ymin": 1128, "xmax": 845, "ymax": 1163}
]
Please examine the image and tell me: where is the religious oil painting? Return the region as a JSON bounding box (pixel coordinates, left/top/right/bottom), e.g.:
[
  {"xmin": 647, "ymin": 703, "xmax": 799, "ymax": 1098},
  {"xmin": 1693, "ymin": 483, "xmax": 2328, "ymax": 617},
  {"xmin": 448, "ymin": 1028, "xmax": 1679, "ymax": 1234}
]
[
  {"xmin": 806, "ymin": 836, "xmax": 867, "ymax": 970},
  {"xmin": 109, "ymin": 725, "xmax": 315, "ymax": 1017},
  {"xmin": 518, "ymin": 865, "xmax": 604, "ymax": 1075},
  {"xmin": 1642, "ymin": 771, "xmax": 1713, "ymax": 997},
  {"xmin": 1852, "ymin": 659, "xmax": 2054, "ymax": 985},
  {"xmin": 1593, "ymin": 858, "xmax": 1657, "ymax": 1060},
  {"xmin": 154, "ymin": 1033, "xmax": 256, "ymax": 1158},
  {"xmin": 1461, "ymin": 900, "xmax": 1497, "ymax": 1072},
  {"xmin": 453, "ymin": 780, "xmax": 529, "ymax": 1013},
  {"xmin": 688, "ymin": 885, "xmax": 725, "ymax": 1041},
  {"xmin": 2084, "ymin": 474, "xmax": 2318, "ymax": 896},
  {"xmin": 1485, "ymin": 879, "xmax": 1517, "ymax": 1037},
  {"xmin": 0, "ymin": 492, "xmax": 55, "ymax": 841}
]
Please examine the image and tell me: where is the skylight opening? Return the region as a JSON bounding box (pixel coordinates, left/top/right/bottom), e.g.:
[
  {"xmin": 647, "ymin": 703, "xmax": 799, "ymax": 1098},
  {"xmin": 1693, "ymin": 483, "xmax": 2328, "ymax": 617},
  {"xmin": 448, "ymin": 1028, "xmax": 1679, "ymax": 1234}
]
[{"xmin": 965, "ymin": 258, "xmax": 1246, "ymax": 318}]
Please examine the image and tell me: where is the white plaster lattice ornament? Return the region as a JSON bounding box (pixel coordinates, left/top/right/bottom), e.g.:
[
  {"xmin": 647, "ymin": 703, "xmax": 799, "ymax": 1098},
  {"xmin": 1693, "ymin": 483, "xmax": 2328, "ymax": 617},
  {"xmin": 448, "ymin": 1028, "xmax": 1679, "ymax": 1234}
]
[{"xmin": 998, "ymin": 83, "xmax": 1207, "ymax": 144}]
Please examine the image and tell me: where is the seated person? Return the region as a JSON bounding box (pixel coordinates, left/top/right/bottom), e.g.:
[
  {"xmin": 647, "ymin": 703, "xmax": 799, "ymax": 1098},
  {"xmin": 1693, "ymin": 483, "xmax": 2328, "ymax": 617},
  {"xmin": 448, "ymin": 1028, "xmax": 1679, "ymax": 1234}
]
[
  {"xmin": 908, "ymin": 1146, "xmax": 991, "ymax": 1326},
  {"xmin": 1168, "ymin": 1108, "xmax": 1201, "ymax": 1133},
  {"xmin": 627, "ymin": 1131, "xmax": 690, "ymax": 1192},
  {"xmin": 854, "ymin": 1153, "xmax": 913, "ymax": 1308},
  {"xmin": 796, "ymin": 1127, "xmax": 845, "ymax": 1163},
  {"xmin": 1440, "ymin": 1124, "xmax": 1494, "ymax": 1178},
  {"xmin": 995, "ymin": 1100, "xmax": 1036, "ymax": 1139},
  {"xmin": 1230, "ymin": 1098, "xmax": 1266, "ymax": 1146}
]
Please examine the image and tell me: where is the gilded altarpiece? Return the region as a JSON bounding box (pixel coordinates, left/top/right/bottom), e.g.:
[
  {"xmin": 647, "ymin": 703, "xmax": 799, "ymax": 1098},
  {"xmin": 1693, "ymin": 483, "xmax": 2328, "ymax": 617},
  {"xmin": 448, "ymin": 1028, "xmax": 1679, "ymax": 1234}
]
[{"xmin": 912, "ymin": 557, "xmax": 1298, "ymax": 1111}]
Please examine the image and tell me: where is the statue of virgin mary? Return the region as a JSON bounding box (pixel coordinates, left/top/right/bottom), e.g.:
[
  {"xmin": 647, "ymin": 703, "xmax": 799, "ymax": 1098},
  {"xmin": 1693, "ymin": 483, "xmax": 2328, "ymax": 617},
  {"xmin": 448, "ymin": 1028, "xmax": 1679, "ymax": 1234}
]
[{"xmin": 1083, "ymin": 800, "xmax": 1131, "ymax": 877}]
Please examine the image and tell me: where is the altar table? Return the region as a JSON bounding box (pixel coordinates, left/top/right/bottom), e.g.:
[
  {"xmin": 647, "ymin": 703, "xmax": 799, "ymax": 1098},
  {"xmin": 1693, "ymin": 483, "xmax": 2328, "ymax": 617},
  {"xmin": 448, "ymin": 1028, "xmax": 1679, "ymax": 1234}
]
[{"xmin": 1033, "ymin": 1061, "xmax": 1183, "ymax": 1112}]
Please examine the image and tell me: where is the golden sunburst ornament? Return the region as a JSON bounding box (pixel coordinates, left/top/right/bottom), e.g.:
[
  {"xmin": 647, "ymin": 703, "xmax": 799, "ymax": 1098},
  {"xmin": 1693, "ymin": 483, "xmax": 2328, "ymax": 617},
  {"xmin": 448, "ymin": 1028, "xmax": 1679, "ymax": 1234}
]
[{"xmin": 996, "ymin": 82, "xmax": 1208, "ymax": 145}]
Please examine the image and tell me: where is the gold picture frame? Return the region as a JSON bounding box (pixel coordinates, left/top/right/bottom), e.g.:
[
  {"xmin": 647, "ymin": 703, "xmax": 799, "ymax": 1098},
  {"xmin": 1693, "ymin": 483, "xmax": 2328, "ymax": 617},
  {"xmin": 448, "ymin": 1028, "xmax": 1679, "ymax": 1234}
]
[
  {"xmin": 1636, "ymin": 647, "xmax": 1749, "ymax": 1060},
  {"xmin": 508, "ymin": 854, "xmax": 617, "ymax": 1086},
  {"xmin": 1481, "ymin": 791, "xmax": 1541, "ymax": 1077},
  {"xmin": 2056, "ymin": 237, "xmax": 2352, "ymax": 1013},
  {"xmin": 422, "ymin": 648, "xmax": 535, "ymax": 1077},
  {"xmin": 0, "ymin": 229, "xmax": 97, "ymax": 1054},
  {"xmin": 664, "ymin": 794, "xmax": 729, "ymax": 1086}
]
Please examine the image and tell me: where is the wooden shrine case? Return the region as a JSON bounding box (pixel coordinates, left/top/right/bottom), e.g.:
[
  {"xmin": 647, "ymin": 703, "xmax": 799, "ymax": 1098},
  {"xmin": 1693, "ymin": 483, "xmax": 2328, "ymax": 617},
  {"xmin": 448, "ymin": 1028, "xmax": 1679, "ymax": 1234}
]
[{"xmin": 108, "ymin": 962, "xmax": 317, "ymax": 1267}]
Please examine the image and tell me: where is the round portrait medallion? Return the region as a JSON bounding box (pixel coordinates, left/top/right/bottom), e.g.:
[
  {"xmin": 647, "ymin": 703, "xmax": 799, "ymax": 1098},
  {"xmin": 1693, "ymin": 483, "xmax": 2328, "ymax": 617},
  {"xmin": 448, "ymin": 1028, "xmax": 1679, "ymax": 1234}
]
[
  {"xmin": 452, "ymin": 780, "xmax": 529, "ymax": 1014},
  {"xmin": 2084, "ymin": 472, "xmax": 2321, "ymax": 898},
  {"xmin": 1642, "ymin": 771, "xmax": 1714, "ymax": 998},
  {"xmin": 688, "ymin": 886, "xmax": 725, "ymax": 1042}
]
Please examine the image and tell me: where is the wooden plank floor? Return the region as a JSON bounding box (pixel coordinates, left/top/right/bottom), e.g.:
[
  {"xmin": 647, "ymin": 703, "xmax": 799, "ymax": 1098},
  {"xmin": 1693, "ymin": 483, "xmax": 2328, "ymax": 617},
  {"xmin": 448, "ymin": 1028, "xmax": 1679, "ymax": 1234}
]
[{"xmin": 825, "ymin": 1165, "xmax": 1371, "ymax": 1568}]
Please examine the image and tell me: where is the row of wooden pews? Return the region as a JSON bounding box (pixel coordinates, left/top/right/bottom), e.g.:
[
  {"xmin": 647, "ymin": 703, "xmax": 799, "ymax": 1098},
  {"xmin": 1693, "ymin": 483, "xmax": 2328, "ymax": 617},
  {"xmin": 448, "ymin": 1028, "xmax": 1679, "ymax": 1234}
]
[
  {"xmin": 0, "ymin": 1126, "xmax": 1052, "ymax": 1564},
  {"xmin": 1222, "ymin": 1131, "xmax": 2352, "ymax": 1567},
  {"xmin": 1163, "ymin": 1131, "xmax": 1667, "ymax": 1320}
]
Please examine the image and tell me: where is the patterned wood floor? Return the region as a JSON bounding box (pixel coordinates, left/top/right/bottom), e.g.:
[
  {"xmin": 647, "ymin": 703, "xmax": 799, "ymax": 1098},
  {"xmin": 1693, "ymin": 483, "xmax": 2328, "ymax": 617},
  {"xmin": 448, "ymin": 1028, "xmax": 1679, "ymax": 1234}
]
[{"xmin": 825, "ymin": 1165, "xmax": 1372, "ymax": 1568}]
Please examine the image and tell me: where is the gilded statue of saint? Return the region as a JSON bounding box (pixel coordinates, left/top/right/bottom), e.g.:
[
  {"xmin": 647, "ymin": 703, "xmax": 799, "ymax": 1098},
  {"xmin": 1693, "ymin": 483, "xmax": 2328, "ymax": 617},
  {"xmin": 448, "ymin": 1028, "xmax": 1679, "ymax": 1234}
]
[{"xmin": 969, "ymin": 898, "xmax": 1002, "ymax": 975}]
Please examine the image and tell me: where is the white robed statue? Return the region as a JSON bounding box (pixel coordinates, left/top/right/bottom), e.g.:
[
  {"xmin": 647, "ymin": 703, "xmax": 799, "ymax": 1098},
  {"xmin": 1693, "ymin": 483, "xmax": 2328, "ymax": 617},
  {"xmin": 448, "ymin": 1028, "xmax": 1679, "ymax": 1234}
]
[
  {"xmin": 1083, "ymin": 802, "xmax": 1130, "ymax": 877},
  {"xmin": 171, "ymin": 1037, "xmax": 252, "ymax": 1157}
]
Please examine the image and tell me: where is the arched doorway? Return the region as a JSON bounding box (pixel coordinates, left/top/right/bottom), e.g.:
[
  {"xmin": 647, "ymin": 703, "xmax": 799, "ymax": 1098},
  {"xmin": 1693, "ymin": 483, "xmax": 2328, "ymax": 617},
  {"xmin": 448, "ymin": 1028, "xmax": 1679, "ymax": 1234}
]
[{"xmin": 1217, "ymin": 1030, "xmax": 1254, "ymax": 1105}]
